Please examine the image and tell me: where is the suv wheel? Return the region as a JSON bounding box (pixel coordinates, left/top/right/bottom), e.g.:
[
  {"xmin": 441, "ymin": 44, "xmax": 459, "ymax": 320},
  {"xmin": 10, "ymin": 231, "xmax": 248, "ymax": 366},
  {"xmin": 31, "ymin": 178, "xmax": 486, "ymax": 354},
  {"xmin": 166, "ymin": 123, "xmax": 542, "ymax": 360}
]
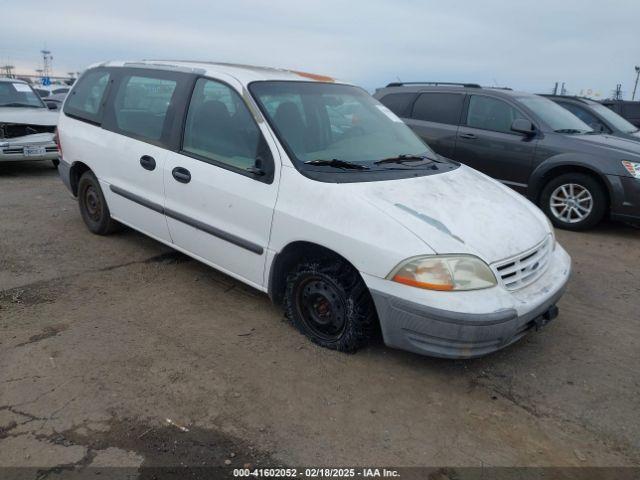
[
  {"xmin": 284, "ymin": 259, "xmax": 377, "ymax": 352},
  {"xmin": 540, "ymin": 173, "xmax": 606, "ymax": 230},
  {"xmin": 78, "ymin": 171, "xmax": 120, "ymax": 235}
]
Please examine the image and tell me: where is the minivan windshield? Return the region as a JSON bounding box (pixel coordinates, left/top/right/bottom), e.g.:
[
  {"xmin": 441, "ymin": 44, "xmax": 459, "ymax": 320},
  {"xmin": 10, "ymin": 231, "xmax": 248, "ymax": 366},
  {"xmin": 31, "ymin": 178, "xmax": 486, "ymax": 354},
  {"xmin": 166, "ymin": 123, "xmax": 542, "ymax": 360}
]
[
  {"xmin": 0, "ymin": 82, "xmax": 45, "ymax": 108},
  {"xmin": 249, "ymin": 81, "xmax": 435, "ymax": 168},
  {"xmin": 517, "ymin": 96, "xmax": 593, "ymax": 133},
  {"xmin": 590, "ymin": 102, "xmax": 638, "ymax": 133}
]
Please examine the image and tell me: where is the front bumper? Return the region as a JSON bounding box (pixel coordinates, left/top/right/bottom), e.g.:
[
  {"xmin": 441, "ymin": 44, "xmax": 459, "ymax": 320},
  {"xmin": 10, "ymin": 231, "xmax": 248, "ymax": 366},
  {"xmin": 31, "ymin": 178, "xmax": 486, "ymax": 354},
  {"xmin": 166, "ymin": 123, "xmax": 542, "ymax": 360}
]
[
  {"xmin": 607, "ymin": 174, "xmax": 640, "ymax": 222},
  {"xmin": 363, "ymin": 245, "xmax": 571, "ymax": 359},
  {"xmin": 0, "ymin": 133, "xmax": 58, "ymax": 162}
]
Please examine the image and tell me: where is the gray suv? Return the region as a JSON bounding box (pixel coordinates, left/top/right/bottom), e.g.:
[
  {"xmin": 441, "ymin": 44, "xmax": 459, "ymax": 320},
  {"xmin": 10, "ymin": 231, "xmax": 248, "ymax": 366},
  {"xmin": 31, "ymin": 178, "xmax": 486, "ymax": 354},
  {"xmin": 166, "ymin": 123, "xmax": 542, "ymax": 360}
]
[{"xmin": 374, "ymin": 82, "xmax": 640, "ymax": 230}]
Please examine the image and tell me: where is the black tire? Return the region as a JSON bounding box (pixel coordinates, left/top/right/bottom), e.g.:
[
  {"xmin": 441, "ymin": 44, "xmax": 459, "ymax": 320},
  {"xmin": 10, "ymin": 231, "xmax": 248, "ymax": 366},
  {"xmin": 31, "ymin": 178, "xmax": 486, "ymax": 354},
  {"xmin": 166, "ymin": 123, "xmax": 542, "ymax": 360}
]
[
  {"xmin": 540, "ymin": 173, "xmax": 607, "ymax": 231},
  {"xmin": 51, "ymin": 159, "xmax": 60, "ymax": 168},
  {"xmin": 284, "ymin": 259, "xmax": 377, "ymax": 352},
  {"xmin": 77, "ymin": 171, "xmax": 120, "ymax": 235}
]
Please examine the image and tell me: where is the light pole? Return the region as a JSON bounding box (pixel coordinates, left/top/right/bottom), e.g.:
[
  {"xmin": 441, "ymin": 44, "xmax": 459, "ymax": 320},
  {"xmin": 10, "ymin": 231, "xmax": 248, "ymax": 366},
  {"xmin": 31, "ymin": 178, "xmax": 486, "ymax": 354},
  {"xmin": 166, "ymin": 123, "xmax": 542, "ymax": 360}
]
[{"xmin": 633, "ymin": 66, "xmax": 640, "ymax": 101}]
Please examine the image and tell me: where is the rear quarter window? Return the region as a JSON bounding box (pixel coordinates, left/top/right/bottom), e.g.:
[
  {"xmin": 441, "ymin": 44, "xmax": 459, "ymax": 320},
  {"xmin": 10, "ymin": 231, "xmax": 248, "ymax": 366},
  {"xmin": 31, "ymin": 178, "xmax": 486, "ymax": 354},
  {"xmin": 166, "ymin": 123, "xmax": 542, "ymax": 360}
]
[
  {"xmin": 411, "ymin": 93, "xmax": 464, "ymax": 125},
  {"xmin": 378, "ymin": 92, "xmax": 417, "ymax": 118},
  {"xmin": 64, "ymin": 69, "xmax": 111, "ymax": 123}
]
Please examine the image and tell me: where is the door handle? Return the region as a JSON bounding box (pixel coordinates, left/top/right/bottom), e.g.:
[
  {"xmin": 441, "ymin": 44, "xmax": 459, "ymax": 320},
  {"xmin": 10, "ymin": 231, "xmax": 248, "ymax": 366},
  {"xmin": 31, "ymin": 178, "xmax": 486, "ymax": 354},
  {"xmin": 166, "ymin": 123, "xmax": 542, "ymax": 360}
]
[
  {"xmin": 458, "ymin": 133, "xmax": 478, "ymax": 140},
  {"xmin": 172, "ymin": 167, "xmax": 191, "ymax": 184},
  {"xmin": 140, "ymin": 155, "xmax": 156, "ymax": 171}
]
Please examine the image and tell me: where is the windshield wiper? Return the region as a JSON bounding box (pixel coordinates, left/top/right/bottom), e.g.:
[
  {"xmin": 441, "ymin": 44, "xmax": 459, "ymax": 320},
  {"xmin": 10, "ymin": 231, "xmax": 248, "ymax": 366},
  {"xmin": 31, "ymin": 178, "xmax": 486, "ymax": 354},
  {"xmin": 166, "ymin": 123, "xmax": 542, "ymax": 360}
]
[
  {"xmin": 0, "ymin": 103, "xmax": 41, "ymax": 108},
  {"xmin": 374, "ymin": 154, "xmax": 440, "ymax": 166},
  {"xmin": 554, "ymin": 129, "xmax": 588, "ymax": 134},
  {"xmin": 304, "ymin": 158, "xmax": 370, "ymax": 170}
]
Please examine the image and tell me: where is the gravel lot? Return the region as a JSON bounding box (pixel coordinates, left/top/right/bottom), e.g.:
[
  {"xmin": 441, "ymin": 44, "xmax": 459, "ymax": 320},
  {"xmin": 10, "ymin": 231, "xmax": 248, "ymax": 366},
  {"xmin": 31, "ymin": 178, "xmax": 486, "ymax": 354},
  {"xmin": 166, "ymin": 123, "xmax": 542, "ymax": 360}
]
[{"xmin": 1, "ymin": 161, "xmax": 639, "ymax": 475}]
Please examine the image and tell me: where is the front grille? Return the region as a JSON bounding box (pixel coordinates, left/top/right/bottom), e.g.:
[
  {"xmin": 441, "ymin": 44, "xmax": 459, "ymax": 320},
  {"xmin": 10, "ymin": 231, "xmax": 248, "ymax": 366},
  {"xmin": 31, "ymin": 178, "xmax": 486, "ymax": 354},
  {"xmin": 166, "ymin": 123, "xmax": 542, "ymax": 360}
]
[{"xmin": 492, "ymin": 236, "xmax": 552, "ymax": 290}]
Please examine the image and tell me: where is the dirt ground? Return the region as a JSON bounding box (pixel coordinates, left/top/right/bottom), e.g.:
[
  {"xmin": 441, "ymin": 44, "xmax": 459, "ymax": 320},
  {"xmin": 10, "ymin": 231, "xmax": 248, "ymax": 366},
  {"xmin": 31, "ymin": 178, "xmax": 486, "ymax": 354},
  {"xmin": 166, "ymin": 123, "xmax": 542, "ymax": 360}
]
[{"xmin": 1, "ymin": 161, "xmax": 639, "ymax": 476}]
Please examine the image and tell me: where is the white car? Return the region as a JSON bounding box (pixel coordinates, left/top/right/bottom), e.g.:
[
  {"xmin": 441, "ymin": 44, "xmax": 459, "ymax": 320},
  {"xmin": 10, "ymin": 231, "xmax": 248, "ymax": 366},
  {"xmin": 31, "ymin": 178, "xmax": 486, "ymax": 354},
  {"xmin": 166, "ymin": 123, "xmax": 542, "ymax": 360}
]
[
  {"xmin": 57, "ymin": 60, "xmax": 571, "ymax": 359},
  {"xmin": 0, "ymin": 78, "xmax": 60, "ymax": 166}
]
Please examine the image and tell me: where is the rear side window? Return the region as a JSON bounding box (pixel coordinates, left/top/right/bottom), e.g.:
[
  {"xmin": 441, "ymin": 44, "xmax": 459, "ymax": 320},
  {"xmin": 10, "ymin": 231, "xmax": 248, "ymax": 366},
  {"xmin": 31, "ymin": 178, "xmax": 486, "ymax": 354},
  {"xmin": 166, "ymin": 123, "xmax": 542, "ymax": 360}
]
[
  {"xmin": 378, "ymin": 92, "xmax": 417, "ymax": 117},
  {"xmin": 182, "ymin": 78, "xmax": 264, "ymax": 172},
  {"xmin": 466, "ymin": 95, "xmax": 526, "ymax": 133},
  {"xmin": 113, "ymin": 75, "xmax": 177, "ymax": 141},
  {"xmin": 64, "ymin": 70, "xmax": 110, "ymax": 122},
  {"xmin": 411, "ymin": 93, "xmax": 464, "ymax": 125}
]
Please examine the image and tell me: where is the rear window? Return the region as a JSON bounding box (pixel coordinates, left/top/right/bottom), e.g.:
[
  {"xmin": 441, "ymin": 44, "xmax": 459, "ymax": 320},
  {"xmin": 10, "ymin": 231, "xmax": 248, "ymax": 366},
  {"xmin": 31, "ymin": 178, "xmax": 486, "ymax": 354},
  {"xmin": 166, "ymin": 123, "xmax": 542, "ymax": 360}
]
[
  {"xmin": 112, "ymin": 75, "xmax": 177, "ymax": 142},
  {"xmin": 378, "ymin": 92, "xmax": 417, "ymax": 117},
  {"xmin": 64, "ymin": 69, "xmax": 111, "ymax": 122},
  {"xmin": 411, "ymin": 93, "xmax": 464, "ymax": 125}
]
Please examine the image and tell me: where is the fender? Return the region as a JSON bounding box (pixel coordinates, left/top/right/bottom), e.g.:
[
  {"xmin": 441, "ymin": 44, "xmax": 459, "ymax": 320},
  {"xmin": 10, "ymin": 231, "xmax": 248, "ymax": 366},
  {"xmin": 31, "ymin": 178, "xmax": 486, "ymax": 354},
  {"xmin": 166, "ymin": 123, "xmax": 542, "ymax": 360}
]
[{"xmin": 527, "ymin": 152, "xmax": 610, "ymax": 202}]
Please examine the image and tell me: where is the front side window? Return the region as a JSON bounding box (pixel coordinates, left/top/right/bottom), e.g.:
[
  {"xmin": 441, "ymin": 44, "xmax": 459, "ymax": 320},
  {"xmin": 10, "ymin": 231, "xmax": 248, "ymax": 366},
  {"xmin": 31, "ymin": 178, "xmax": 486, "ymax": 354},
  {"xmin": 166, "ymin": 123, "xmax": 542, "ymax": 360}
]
[
  {"xmin": 558, "ymin": 103, "xmax": 606, "ymax": 131},
  {"xmin": 589, "ymin": 103, "xmax": 638, "ymax": 133},
  {"xmin": 379, "ymin": 92, "xmax": 418, "ymax": 118},
  {"xmin": 250, "ymin": 81, "xmax": 433, "ymax": 166},
  {"xmin": 183, "ymin": 78, "xmax": 265, "ymax": 172},
  {"xmin": 412, "ymin": 93, "xmax": 464, "ymax": 125},
  {"xmin": 466, "ymin": 95, "xmax": 527, "ymax": 134},
  {"xmin": 113, "ymin": 75, "xmax": 177, "ymax": 141},
  {"xmin": 64, "ymin": 70, "xmax": 110, "ymax": 121},
  {"xmin": 0, "ymin": 82, "xmax": 45, "ymax": 108}
]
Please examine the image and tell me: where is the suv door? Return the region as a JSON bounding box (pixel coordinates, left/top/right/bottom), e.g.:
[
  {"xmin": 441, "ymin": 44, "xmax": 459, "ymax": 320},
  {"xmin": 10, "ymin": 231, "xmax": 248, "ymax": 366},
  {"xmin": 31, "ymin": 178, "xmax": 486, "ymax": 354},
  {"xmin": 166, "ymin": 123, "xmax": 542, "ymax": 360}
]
[
  {"xmin": 404, "ymin": 92, "xmax": 463, "ymax": 158},
  {"xmin": 455, "ymin": 94, "xmax": 538, "ymax": 189},
  {"xmin": 101, "ymin": 69, "xmax": 191, "ymax": 242},
  {"xmin": 163, "ymin": 76, "xmax": 280, "ymax": 288}
]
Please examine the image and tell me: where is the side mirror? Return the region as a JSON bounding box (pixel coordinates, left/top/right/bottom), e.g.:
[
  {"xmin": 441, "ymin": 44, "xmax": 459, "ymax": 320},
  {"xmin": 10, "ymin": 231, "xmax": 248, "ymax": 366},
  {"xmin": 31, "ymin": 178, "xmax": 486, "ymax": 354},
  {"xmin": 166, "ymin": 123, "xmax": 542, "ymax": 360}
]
[
  {"xmin": 511, "ymin": 118, "xmax": 536, "ymax": 136},
  {"xmin": 45, "ymin": 101, "xmax": 58, "ymax": 110},
  {"xmin": 247, "ymin": 156, "xmax": 265, "ymax": 176}
]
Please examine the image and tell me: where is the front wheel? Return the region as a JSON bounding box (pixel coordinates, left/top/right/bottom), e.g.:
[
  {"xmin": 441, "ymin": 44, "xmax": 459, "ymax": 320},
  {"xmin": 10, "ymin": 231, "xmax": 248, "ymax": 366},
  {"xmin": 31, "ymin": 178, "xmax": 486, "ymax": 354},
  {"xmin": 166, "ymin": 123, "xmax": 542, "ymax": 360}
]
[
  {"xmin": 540, "ymin": 173, "xmax": 607, "ymax": 230},
  {"xmin": 284, "ymin": 259, "xmax": 377, "ymax": 352},
  {"xmin": 78, "ymin": 171, "xmax": 120, "ymax": 235}
]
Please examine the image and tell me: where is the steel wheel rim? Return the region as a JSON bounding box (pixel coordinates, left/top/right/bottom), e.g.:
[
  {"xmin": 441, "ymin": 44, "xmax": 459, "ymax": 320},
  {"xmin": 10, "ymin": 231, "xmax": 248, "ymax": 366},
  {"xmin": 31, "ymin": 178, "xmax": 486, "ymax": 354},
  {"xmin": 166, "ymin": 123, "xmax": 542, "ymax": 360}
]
[
  {"xmin": 549, "ymin": 183, "xmax": 593, "ymax": 224},
  {"xmin": 295, "ymin": 276, "xmax": 346, "ymax": 341},
  {"xmin": 84, "ymin": 185, "xmax": 102, "ymax": 222}
]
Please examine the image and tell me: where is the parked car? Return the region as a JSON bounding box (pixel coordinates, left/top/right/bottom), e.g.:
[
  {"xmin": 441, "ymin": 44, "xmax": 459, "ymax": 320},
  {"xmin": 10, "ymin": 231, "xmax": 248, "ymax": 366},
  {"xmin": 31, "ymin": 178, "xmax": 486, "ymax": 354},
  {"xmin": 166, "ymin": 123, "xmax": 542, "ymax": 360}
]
[
  {"xmin": 374, "ymin": 82, "xmax": 640, "ymax": 229},
  {"xmin": 57, "ymin": 61, "xmax": 571, "ymax": 359},
  {"xmin": 0, "ymin": 77, "xmax": 60, "ymax": 167},
  {"xmin": 543, "ymin": 95, "xmax": 640, "ymax": 141},
  {"xmin": 41, "ymin": 92, "xmax": 68, "ymax": 111},
  {"xmin": 33, "ymin": 85, "xmax": 71, "ymax": 98},
  {"xmin": 601, "ymin": 100, "xmax": 640, "ymax": 128}
]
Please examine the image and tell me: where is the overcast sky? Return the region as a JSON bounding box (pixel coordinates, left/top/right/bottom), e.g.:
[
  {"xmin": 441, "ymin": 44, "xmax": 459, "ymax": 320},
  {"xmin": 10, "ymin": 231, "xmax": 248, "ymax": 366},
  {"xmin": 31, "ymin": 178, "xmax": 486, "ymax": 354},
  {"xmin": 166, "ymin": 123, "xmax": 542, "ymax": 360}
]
[{"xmin": 2, "ymin": 0, "xmax": 639, "ymax": 98}]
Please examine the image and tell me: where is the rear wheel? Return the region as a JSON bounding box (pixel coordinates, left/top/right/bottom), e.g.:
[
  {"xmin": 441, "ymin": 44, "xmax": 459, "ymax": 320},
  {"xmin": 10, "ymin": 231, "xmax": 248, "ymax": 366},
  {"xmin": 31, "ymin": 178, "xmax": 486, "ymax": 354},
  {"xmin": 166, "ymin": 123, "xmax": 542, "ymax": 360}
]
[
  {"xmin": 284, "ymin": 259, "xmax": 377, "ymax": 352},
  {"xmin": 78, "ymin": 171, "xmax": 120, "ymax": 235},
  {"xmin": 540, "ymin": 173, "xmax": 606, "ymax": 230}
]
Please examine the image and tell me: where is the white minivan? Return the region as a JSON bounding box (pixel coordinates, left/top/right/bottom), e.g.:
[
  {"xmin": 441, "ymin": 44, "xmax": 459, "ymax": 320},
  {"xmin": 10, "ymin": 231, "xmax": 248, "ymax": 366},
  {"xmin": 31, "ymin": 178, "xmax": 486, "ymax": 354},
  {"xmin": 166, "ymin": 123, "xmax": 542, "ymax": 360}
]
[{"xmin": 57, "ymin": 60, "xmax": 571, "ymax": 359}]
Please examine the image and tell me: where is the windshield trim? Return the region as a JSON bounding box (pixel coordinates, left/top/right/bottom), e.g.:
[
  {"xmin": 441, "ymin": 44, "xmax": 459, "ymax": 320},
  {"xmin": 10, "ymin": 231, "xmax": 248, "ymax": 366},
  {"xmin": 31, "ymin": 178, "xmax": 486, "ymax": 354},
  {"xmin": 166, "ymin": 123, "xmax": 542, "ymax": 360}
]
[{"xmin": 247, "ymin": 80, "xmax": 450, "ymax": 183}]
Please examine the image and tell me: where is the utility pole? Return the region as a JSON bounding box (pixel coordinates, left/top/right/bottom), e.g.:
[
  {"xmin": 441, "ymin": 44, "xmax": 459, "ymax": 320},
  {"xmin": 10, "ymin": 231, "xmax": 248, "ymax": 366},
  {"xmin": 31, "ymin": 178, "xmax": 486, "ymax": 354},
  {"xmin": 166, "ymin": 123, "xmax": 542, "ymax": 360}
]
[
  {"xmin": 560, "ymin": 82, "xmax": 567, "ymax": 95},
  {"xmin": 553, "ymin": 82, "xmax": 559, "ymax": 95},
  {"xmin": 1, "ymin": 65, "xmax": 15, "ymax": 78},
  {"xmin": 40, "ymin": 49, "xmax": 53, "ymax": 85},
  {"xmin": 633, "ymin": 66, "xmax": 640, "ymax": 101},
  {"xmin": 613, "ymin": 84, "xmax": 623, "ymax": 100}
]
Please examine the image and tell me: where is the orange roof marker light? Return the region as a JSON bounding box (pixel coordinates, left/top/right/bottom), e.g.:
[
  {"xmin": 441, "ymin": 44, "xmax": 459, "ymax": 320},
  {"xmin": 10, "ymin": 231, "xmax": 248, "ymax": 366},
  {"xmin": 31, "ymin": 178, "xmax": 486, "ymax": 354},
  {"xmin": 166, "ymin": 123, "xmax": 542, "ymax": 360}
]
[{"xmin": 291, "ymin": 70, "xmax": 335, "ymax": 82}]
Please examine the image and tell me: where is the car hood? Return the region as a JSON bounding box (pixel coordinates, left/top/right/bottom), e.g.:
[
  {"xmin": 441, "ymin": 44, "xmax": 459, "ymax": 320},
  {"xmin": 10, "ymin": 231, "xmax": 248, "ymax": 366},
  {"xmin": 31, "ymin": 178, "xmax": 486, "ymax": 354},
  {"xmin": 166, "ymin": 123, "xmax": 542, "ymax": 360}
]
[
  {"xmin": 353, "ymin": 165, "xmax": 549, "ymax": 264},
  {"xmin": 570, "ymin": 132, "xmax": 640, "ymax": 157},
  {"xmin": 0, "ymin": 107, "xmax": 59, "ymax": 126}
]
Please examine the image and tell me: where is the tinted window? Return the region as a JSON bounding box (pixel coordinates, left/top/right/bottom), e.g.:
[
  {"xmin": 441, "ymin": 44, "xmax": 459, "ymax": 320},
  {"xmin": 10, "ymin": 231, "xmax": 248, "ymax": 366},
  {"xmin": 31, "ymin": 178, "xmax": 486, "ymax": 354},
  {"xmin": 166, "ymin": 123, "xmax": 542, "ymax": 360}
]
[
  {"xmin": 183, "ymin": 78, "xmax": 264, "ymax": 172},
  {"xmin": 467, "ymin": 95, "xmax": 526, "ymax": 133},
  {"xmin": 113, "ymin": 75, "xmax": 176, "ymax": 141},
  {"xmin": 411, "ymin": 93, "xmax": 464, "ymax": 125},
  {"xmin": 623, "ymin": 103, "xmax": 640, "ymax": 116},
  {"xmin": 517, "ymin": 96, "xmax": 592, "ymax": 133},
  {"xmin": 558, "ymin": 103, "xmax": 604, "ymax": 130},
  {"xmin": 64, "ymin": 70, "xmax": 110, "ymax": 121},
  {"xmin": 379, "ymin": 92, "xmax": 417, "ymax": 117}
]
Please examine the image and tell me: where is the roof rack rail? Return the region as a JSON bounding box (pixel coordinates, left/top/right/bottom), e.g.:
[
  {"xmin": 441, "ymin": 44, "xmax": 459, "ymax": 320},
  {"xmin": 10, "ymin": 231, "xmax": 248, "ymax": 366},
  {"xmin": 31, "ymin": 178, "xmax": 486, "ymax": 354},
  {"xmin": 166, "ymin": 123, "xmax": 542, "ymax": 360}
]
[{"xmin": 386, "ymin": 81, "xmax": 482, "ymax": 88}]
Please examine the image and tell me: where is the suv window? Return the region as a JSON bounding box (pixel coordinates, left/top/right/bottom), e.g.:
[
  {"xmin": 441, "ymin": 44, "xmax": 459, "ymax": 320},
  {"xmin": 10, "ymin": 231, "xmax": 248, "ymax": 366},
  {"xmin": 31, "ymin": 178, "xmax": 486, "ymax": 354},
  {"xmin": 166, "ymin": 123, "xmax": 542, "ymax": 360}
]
[
  {"xmin": 183, "ymin": 78, "xmax": 263, "ymax": 172},
  {"xmin": 466, "ymin": 95, "xmax": 526, "ymax": 133},
  {"xmin": 379, "ymin": 92, "xmax": 417, "ymax": 117},
  {"xmin": 558, "ymin": 102, "xmax": 606, "ymax": 131},
  {"xmin": 64, "ymin": 70, "xmax": 110, "ymax": 121},
  {"xmin": 411, "ymin": 93, "xmax": 464, "ymax": 125},
  {"xmin": 113, "ymin": 75, "xmax": 177, "ymax": 141}
]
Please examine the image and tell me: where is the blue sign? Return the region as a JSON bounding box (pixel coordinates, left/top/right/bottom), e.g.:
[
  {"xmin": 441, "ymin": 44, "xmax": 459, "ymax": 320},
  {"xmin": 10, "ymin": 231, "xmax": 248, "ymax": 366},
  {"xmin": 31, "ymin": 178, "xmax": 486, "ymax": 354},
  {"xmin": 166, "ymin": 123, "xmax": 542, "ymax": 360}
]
[{"xmin": 41, "ymin": 76, "xmax": 51, "ymax": 86}]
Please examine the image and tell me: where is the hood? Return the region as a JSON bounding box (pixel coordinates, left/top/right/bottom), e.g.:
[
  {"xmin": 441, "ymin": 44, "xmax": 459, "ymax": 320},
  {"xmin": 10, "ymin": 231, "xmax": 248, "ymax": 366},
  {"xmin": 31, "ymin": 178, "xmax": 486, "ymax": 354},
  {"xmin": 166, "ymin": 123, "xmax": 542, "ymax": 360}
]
[
  {"xmin": 354, "ymin": 165, "xmax": 549, "ymax": 264},
  {"xmin": 0, "ymin": 107, "xmax": 59, "ymax": 126},
  {"xmin": 569, "ymin": 132, "xmax": 640, "ymax": 158}
]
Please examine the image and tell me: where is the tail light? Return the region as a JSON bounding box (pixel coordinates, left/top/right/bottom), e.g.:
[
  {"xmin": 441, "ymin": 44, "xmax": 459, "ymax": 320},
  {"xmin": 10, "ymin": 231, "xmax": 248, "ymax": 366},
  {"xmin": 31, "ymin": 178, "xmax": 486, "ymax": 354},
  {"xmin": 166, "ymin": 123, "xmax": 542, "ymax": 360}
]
[{"xmin": 54, "ymin": 128, "xmax": 63, "ymax": 158}]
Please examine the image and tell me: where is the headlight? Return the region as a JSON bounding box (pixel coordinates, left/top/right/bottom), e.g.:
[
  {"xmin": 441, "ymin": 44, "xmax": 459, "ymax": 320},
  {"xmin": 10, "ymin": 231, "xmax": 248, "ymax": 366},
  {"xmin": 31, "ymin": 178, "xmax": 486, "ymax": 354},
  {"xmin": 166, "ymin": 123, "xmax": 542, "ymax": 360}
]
[
  {"xmin": 543, "ymin": 216, "xmax": 556, "ymax": 251},
  {"xmin": 622, "ymin": 160, "xmax": 640, "ymax": 179},
  {"xmin": 388, "ymin": 255, "xmax": 497, "ymax": 291}
]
